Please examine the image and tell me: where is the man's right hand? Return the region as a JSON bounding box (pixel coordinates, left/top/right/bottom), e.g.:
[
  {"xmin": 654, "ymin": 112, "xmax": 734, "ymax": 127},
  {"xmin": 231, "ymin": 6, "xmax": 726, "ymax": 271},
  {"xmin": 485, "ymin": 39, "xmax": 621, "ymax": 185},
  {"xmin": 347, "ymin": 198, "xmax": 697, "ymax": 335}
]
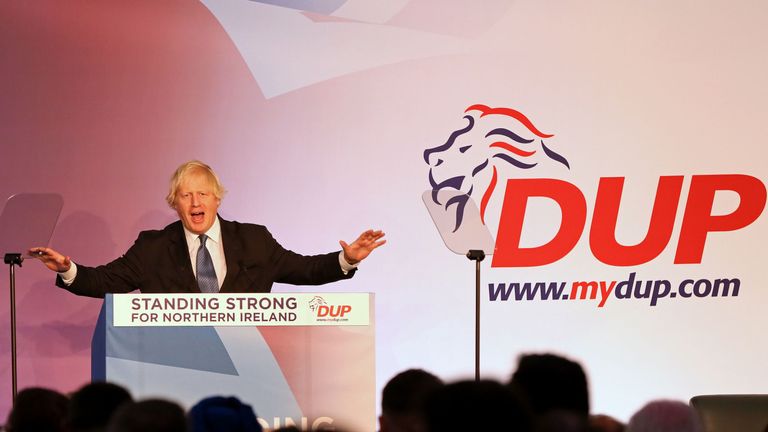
[{"xmin": 27, "ymin": 247, "xmax": 72, "ymax": 273}]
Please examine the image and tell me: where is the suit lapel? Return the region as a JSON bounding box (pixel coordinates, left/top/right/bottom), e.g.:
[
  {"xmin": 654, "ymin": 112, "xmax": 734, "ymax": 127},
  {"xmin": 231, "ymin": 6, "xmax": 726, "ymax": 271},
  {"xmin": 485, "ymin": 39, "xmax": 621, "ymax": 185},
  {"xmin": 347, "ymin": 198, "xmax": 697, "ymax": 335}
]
[
  {"xmin": 167, "ymin": 221, "xmax": 199, "ymax": 293},
  {"xmin": 220, "ymin": 217, "xmax": 242, "ymax": 293}
]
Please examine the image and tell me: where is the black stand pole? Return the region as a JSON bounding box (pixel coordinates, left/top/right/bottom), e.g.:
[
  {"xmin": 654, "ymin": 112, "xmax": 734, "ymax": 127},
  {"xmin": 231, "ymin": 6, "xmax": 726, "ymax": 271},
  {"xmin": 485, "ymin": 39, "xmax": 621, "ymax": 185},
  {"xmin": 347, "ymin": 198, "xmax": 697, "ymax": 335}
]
[
  {"xmin": 466, "ymin": 249, "xmax": 485, "ymax": 381},
  {"xmin": 4, "ymin": 253, "xmax": 22, "ymax": 404}
]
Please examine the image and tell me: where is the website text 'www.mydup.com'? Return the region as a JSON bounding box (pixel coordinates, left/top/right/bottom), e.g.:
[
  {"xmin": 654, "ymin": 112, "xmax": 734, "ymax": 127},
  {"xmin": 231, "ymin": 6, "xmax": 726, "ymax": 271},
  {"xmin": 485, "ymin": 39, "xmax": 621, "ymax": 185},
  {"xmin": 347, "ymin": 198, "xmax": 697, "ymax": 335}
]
[{"xmin": 488, "ymin": 272, "xmax": 740, "ymax": 307}]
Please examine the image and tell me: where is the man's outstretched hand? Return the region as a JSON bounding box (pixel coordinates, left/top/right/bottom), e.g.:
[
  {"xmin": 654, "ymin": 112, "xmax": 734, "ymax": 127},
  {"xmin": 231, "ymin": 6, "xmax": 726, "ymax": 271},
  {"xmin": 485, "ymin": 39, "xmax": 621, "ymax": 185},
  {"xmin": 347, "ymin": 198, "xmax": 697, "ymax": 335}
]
[
  {"xmin": 340, "ymin": 229, "xmax": 386, "ymax": 265},
  {"xmin": 27, "ymin": 247, "xmax": 72, "ymax": 273}
]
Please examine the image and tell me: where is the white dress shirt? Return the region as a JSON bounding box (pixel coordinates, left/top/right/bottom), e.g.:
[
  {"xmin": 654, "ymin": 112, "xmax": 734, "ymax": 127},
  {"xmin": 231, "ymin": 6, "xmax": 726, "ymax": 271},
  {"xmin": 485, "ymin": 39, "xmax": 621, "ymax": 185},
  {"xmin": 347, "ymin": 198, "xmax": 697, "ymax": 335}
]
[{"xmin": 185, "ymin": 217, "xmax": 227, "ymax": 288}]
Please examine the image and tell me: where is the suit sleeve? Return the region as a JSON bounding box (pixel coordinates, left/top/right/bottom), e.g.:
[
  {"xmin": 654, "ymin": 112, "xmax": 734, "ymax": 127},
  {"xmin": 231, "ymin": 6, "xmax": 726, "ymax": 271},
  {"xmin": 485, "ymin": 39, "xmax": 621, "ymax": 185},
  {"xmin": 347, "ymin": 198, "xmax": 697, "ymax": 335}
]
[
  {"xmin": 55, "ymin": 236, "xmax": 147, "ymax": 298},
  {"xmin": 263, "ymin": 229, "xmax": 356, "ymax": 286}
]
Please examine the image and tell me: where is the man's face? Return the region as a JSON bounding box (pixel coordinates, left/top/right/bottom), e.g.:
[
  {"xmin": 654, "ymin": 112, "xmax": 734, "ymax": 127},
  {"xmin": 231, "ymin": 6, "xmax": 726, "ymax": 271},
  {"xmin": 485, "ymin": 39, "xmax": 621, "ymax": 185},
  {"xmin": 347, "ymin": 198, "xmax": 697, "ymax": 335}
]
[{"xmin": 173, "ymin": 171, "xmax": 220, "ymax": 234}]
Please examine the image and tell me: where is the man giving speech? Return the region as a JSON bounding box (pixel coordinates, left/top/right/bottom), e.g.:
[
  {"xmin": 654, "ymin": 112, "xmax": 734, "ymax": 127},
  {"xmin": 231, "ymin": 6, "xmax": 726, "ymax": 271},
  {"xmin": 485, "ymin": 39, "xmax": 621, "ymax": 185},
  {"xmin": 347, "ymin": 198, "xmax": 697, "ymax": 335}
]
[{"xmin": 29, "ymin": 160, "xmax": 385, "ymax": 297}]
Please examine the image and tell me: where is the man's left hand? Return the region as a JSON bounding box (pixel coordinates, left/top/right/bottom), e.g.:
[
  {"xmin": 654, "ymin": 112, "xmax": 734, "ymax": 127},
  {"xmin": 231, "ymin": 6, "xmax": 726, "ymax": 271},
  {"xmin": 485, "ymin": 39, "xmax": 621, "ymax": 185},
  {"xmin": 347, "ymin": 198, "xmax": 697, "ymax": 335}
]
[{"xmin": 340, "ymin": 229, "xmax": 386, "ymax": 265}]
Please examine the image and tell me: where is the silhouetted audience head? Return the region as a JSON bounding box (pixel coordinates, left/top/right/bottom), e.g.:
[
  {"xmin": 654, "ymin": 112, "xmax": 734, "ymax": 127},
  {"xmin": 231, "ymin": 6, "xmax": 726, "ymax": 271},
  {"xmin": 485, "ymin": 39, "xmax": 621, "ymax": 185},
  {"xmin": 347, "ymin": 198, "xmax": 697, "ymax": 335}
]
[
  {"xmin": 380, "ymin": 369, "xmax": 444, "ymax": 432},
  {"xmin": 536, "ymin": 410, "xmax": 590, "ymax": 432},
  {"xmin": 68, "ymin": 381, "xmax": 133, "ymax": 432},
  {"xmin": 188, "ymin": 396, "xmax": 262, "ymax": 432},
  {"xmin": 626, "ymin": 400, "xmax": 702, "ymax": 432},
  {"xmin": 5, "ymin": 387, "xmax": 68, "ymax": 432},
  {"xmin": 424, "ymin": 379, "xmax": 532, "ymax": 431},
  {"xmin": 510, "ymin": 353, "xmax": 590, "ymax": 418},
  {"xmin": 107, "ymin": 399, "xmax": 186, "ymax": 432},
  {"xmin": 590, "ymin": 414, "xmax": 625, "ymax": 432}
]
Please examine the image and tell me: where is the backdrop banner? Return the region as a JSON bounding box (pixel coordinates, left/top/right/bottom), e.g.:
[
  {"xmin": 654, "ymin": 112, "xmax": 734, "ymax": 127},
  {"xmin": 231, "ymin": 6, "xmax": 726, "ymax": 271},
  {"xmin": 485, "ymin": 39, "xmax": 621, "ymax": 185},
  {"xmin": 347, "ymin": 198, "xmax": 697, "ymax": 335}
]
[{"xmin": 1, "ymin": 0, "xmax": 766, "ymax": 420}]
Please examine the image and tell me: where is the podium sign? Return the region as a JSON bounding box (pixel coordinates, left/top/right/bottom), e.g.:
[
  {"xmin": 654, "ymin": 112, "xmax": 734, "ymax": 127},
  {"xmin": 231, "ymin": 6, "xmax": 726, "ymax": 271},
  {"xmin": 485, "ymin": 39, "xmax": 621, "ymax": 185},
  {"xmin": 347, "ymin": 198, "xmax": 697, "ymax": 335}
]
[
  {"xmin": 112, "ymin": 293, "xmax": 371, "ymax": 327},
  {"xmin": 93, "ymin": 293, "xmax": 375, "ymax": 431}
]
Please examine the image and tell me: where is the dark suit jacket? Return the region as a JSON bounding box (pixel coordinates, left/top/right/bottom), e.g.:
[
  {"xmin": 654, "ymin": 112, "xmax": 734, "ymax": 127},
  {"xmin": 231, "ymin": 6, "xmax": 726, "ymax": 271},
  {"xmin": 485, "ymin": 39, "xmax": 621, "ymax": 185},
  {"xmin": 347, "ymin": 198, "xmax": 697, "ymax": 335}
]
[{"xmin": 56, "ymin": 217, "xmax": 355, "ymax": 297}]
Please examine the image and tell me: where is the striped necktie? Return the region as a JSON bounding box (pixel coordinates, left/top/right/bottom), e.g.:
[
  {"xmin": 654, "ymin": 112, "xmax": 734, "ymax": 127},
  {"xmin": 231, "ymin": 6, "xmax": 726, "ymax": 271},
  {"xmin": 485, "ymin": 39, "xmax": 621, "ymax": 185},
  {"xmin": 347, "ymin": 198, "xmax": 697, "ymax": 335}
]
[{"xmin": 196, "ymin": 234, "xmax": 219, "ymax": 293}]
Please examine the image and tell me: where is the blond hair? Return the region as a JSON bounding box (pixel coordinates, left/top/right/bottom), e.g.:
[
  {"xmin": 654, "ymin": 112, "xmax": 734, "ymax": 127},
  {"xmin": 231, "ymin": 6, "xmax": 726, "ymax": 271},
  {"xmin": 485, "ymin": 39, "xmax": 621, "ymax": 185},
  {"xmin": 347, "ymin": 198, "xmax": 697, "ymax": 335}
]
[{"xmin": 165, "ymin": 160, "xmax": 226, "ymax": 207}]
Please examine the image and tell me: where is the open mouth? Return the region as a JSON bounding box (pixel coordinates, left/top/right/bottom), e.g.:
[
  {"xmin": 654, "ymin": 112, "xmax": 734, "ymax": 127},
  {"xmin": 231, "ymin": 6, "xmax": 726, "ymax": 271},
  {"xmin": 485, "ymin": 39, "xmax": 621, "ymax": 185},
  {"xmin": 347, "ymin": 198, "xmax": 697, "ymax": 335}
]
[{"xmin": 191, "ymin": 211, "xmax": 205, "ymax": 223}]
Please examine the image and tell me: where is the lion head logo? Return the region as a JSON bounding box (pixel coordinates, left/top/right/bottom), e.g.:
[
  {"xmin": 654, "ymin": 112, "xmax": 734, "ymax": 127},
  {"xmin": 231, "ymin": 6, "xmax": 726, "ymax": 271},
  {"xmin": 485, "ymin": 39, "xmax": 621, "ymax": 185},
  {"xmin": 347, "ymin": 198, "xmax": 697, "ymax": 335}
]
[
  {"xmin": 308, "ymin": 296, "xmax": 327, "ymax": 312},
  {"xmin": 424, "ymin": 104, "xmax": 570, "ymax": 234}
]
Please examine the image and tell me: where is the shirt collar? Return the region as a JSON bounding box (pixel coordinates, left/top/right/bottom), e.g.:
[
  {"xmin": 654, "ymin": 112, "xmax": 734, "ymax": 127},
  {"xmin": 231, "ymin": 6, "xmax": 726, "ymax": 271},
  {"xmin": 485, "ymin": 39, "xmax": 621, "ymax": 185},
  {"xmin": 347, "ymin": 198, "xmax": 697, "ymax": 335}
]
[{"xmin": 183, "ymin": 216, "xmax": 222, "ymax": 251}]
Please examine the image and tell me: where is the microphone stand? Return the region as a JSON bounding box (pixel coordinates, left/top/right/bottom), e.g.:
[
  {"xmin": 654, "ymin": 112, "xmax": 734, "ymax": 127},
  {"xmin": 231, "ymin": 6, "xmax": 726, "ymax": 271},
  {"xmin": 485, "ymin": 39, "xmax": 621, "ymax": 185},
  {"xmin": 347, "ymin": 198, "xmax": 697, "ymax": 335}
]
[
  {"xmin": 466, "ymin": 249, "xmax": 485, "ymax": 381},
  {"xmin": 4, "ymin": 253, "xmax": 23, "ymax": 403}
]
